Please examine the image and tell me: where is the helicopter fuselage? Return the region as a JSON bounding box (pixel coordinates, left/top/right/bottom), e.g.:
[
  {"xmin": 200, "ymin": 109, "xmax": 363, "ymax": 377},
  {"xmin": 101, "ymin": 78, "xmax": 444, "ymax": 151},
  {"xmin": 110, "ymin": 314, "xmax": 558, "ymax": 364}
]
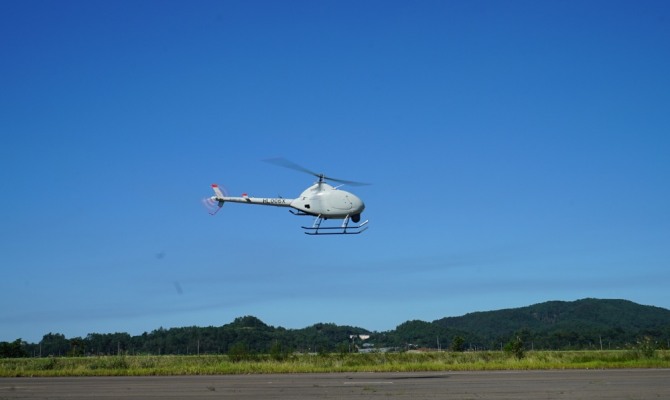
[
  {"xmin": 290, "ymin": 182, "xmax": 365, "ymax": 221},
  {"xmin": 210, "ymin": 182, "xmax": 365, "ymax": 221}
]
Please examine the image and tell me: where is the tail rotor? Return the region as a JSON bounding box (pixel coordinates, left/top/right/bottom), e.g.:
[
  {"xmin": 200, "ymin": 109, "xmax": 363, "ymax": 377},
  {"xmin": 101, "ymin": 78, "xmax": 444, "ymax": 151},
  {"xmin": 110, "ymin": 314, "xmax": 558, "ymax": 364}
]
[{"xmin": 202, "ymin": 183, "xmax": 228, "ymax": 215}]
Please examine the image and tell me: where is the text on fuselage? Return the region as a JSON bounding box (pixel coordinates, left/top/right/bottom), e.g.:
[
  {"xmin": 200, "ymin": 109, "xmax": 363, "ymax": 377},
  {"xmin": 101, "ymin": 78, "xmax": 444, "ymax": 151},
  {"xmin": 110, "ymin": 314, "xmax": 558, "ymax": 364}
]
[{"xmin": 262, "ymin": 198, "xmax": 288, "ymax": 205}]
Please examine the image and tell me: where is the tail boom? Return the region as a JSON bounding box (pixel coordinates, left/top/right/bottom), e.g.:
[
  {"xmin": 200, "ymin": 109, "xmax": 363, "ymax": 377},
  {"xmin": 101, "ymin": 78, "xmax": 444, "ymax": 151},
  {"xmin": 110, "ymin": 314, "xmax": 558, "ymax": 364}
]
[{"xmin": 210, "ymin": 184, "xmax": 294, "ymax": 208}]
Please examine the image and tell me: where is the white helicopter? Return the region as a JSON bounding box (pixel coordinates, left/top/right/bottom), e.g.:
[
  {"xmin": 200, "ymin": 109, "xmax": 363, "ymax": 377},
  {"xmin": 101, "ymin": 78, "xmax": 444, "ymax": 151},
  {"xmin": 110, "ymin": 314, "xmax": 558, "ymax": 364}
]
[{"xmin": 204, "ymin": 158, "xmax": 369, "ymax": 235}]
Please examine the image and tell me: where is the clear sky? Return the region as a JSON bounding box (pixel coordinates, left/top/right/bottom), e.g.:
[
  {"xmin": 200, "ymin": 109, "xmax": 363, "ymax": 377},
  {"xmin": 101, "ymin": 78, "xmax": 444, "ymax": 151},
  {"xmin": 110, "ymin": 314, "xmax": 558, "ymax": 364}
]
[{"xmin": 1, "ymin": 1, "xmax": 669, "ymax": 343}]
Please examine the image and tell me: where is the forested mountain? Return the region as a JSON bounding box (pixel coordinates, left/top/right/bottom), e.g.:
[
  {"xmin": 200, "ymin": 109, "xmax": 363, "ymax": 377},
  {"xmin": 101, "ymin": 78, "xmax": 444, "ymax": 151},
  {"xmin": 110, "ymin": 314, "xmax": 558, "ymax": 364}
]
[
  {"xmin": 433, "ymin": 298, "xmax": 670, "ymax": 350},
  {"xmin": 3, "ymin": 299, "xmax": 670, "ymax": 357}
]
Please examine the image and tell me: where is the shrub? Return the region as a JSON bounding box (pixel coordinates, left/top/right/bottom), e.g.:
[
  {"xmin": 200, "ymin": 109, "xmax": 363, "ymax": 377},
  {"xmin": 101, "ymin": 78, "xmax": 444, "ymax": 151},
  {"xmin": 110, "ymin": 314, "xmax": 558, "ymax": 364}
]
[
  {"xmin": 228, "ymin": 343, "xmax": 251, "ymax": 363},
  {"xmin": 504, "ymin": 336, "xmax": 525, "ymax": 360},
  {"xmin": 270, "ymin": 341, "xmax": 288, "ymax": 362},
  {"xmin": 635, "ymin": 336, "xmax": 656, "ymax": 359}
]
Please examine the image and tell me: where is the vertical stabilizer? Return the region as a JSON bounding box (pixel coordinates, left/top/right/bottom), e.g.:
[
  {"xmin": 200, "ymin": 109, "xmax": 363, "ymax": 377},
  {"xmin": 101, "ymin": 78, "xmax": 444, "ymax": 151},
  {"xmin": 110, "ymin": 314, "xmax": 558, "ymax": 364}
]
[{"xmin": 212, "ymin": 184, "xmax": 226, "ymax": 200}]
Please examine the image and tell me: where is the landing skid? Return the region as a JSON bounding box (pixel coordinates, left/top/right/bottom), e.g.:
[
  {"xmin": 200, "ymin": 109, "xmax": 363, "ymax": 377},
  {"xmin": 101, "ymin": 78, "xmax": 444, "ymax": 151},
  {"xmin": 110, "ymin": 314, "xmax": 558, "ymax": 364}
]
[{"xmin": 301, "ymin": 215, "xmax": 369, "ymax": 235}]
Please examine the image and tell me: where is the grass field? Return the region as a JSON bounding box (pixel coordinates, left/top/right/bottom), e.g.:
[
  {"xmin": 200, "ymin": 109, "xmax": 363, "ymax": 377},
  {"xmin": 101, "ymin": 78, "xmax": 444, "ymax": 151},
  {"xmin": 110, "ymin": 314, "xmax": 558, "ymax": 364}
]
[{"xmin": 1, "ymin": 350, "xmax": 669, "ymax": 377}]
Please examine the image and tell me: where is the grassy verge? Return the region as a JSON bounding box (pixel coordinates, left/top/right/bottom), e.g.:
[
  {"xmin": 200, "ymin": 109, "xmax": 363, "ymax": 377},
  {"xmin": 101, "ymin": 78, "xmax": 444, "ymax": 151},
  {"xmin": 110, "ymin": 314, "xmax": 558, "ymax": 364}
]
[{"xmin": 1, "ymin": 351, "xmax": 669, "ymax": 377}]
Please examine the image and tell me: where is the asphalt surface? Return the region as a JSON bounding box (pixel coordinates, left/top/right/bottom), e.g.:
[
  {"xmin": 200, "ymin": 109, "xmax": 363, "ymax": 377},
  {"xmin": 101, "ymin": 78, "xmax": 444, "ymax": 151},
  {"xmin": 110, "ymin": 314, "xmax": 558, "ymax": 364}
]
[{"xmin": 1, "ymin": 369, "xmax": 668, "ymax": 399}]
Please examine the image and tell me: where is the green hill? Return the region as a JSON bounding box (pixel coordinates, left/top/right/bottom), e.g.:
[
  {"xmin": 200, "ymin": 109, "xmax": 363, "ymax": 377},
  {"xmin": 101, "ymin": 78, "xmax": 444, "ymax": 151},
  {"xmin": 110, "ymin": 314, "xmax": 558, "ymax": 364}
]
[
  {"xmin": 353, "ymin": 299, "xmax": 670, "ymax": 351},
  {"xmin": 429, "ymin": 298, "xmax": 670, "ymax": 350}
]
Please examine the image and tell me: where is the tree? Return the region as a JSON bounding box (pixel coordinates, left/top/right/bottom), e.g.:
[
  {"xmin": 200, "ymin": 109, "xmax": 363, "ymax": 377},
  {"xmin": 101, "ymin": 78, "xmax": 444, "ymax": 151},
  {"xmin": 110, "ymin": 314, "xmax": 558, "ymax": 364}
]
[
  {"xmin": 504, "ymin": 336, "xmax": 525, "ymax": 360},
  {"xmin": 68, "ymin": 337, "xmax": 85, "ymax": 357},
  {"xmin": 450, "ymin": 336, "xmax": 465, "ymax": 352},
  {"xmin": 40, "ymin": 333, "xmax": 69, "ymax": 356},
  {"xmin": 0, "ymin": 339, "xmax": 28, "ymax": 358}
]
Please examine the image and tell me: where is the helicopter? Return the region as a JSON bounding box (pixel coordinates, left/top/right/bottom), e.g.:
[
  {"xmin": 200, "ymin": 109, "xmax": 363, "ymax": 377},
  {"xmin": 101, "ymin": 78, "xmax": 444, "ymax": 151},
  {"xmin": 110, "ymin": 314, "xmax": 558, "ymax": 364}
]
[{"xmin": 204, "ymin": 158, "xmax": 369, "ymax": 235}]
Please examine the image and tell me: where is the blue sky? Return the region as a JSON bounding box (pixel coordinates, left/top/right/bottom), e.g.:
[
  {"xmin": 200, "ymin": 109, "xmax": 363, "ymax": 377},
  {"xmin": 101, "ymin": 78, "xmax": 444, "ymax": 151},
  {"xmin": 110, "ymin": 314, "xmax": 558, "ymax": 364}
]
[{"xmin": 1, "ymin": 0, "xmax": 669, "ymax": 343}]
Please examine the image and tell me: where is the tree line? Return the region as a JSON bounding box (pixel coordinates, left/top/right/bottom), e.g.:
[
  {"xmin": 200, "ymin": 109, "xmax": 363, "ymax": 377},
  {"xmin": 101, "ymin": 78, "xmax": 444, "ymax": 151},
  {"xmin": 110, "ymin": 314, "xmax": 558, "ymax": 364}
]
[
  {"xmin": 3, "ymin": 299, "xmax": 669, "ymax": 357},
  {"xmin": 3, "ymin": 316, "xmax": 372, "ymax": 357}
]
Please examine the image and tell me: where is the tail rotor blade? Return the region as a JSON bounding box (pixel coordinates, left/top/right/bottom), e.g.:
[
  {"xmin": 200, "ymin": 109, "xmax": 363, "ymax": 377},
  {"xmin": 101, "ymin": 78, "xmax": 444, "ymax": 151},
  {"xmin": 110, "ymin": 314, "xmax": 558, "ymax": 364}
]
[{"xmin": 202, "ymin": 197, "xmax": 224, "ymax": 215}]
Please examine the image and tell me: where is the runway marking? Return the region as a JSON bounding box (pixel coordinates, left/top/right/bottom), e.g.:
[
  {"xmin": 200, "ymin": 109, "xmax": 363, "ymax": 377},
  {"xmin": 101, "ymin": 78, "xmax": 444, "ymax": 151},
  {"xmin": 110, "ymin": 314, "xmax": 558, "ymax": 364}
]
[{"xmin": 343, "ymin": 381, "xmax": 394, "ymax": 385}]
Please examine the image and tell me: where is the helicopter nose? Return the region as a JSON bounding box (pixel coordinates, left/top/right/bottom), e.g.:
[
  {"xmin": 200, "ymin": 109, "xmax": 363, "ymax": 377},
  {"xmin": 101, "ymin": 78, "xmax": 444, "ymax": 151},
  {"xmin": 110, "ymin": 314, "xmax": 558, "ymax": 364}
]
[{"xmin": 351, "ymin": 194, "xmax": 365, "ymax": 213}]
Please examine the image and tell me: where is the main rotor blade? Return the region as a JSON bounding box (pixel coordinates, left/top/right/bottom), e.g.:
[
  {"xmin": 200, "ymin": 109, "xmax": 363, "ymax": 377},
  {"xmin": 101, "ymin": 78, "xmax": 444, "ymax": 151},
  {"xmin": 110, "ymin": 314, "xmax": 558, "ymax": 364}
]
[
  {"xmin": 326, "ymin": 176, "xmax": 371, "ymax": 186},
  {"xmin": 263, "ymin": 157, "xmax": 319, "ymax": 177},
  {"xmin": 263, "ymin": 157, "xmax": 370, "ymax": 186}
]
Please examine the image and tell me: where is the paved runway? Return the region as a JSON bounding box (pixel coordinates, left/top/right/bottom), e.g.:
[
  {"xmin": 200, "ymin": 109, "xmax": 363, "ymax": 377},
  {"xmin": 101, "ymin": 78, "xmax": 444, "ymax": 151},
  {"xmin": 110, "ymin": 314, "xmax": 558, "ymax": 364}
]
[{"xmin": 1, "ymin": 369, "xmax": 669, "ymax": 399}]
